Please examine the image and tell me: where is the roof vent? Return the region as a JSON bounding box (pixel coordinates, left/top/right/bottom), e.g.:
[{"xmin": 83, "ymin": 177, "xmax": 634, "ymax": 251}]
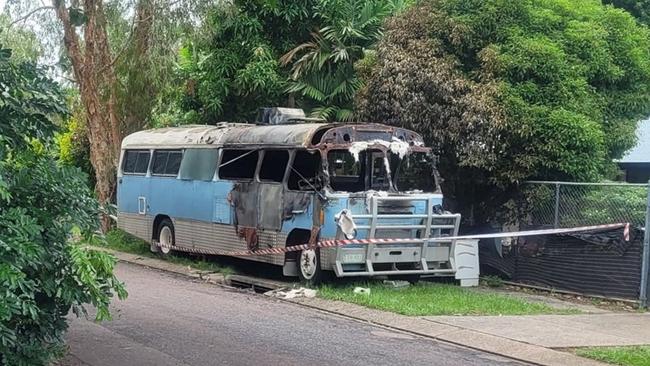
[{"xmin": 256, "ymin": 107, "xmax": 307, "ymax": 125}]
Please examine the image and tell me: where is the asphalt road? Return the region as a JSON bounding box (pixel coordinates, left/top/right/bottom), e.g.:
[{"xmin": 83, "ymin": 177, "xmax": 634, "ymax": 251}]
[{"xmin": 63, "ymin": 262, "xmax": 526, "ymax": 366}]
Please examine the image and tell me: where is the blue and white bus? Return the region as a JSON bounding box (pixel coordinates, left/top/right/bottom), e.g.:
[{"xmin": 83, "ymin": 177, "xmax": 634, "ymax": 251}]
[{"xmin": 117, "ymin": 108, "xmax": 478, "ymax": 285}]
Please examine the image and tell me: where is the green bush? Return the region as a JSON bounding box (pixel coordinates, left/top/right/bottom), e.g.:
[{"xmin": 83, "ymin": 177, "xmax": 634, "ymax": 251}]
[
  {"xmin": 0, "ymin": 46, "xmax": 126, "ymax": 365},
  {"xmin": 522, "ymin": 184, "xmax": 647, "ymax": 227},
  {"xmin": 356, "ymin": 0, "xmax": 650, "ymax": 224}
]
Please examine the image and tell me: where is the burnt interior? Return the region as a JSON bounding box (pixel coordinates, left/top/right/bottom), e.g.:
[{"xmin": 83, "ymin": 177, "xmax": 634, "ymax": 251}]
[{"xmin": 215, "ymin": 124, "xmax": 435, "ymax": 250}]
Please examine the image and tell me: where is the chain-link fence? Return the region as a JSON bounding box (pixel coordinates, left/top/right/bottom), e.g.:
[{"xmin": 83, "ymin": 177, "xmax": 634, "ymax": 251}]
[
  {"xmin": 521, "ymin": 181, "xmax": 649, "ymax": 228},
  {"xmin": 487, "ymin": 180, "xmax": 650, "ymax": 306}
]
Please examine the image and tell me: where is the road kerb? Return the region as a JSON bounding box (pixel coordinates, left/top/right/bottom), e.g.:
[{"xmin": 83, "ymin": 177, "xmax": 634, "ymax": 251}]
[
  {"xmin": 284, "ymin": 299, "xmax": 607, "ymax": 366},
  {"xmin": 91, "ymin": 247, "xmax": 227, "ymax": 285}
]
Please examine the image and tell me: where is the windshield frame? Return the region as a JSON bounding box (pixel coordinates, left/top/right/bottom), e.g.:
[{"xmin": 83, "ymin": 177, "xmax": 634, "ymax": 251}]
[{"xmin": 321, "ymin": 145, "xmax": 438, "ymax": 194}]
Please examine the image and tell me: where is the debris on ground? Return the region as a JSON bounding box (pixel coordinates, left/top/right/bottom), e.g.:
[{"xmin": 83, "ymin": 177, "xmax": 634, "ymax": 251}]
[
  {"xmin": 353, "ymin": 287, "xmax": 371, "ymax": 295},
  {"xmin": 382, "ymin": 280, "xmax": 410, "ymax": 289},
  {"xmin": 264, "ymin": 287, "xmax": 317, "ymax": 299}
]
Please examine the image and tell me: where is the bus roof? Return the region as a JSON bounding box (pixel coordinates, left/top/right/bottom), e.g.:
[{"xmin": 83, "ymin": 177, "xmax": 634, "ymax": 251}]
[
  {"xmin": 121, "ymin": 122, "xmax": 427, "ymax": 150},
  {"xmin": 121, "ymin": 123, "xmax": 333, "ymax": 149}
]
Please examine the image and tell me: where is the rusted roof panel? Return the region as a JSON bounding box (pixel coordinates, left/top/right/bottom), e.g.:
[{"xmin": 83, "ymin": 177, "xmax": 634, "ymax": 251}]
[
  {"xmin": 121, "ymin": 123, "xmax": 332, "ymax": 149},
  {"xmin": 121, "ymin": 122, "xmax": 428, "ymax": 150}
]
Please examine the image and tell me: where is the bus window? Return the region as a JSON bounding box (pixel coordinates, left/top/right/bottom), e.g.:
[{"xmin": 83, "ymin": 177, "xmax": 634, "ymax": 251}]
[
  {"xmin": 122, "ymin": 150, "xmax": 150, "ymax": 175},
  {"xmin": 259, "ymin": 150, "xmax": 289, "ymax": 183},
  {"xmin": 288, "ymin": 150, "xmax": 321, "ymax": 191},
  {"xmin": 369, "ymin": 151, "xmax": 390, "ymax": 191},
  {"xmin": 179, "ymin": 149, "xmax": 219, "ymax": 181},
  {"xmin": 219, "ymin": 149, "xmax": 259, "ymax": 180},
  {"xmin": 152, "ymin": 150, "xmax": 182, "ymax": 176},
  {"xmin": 327, "ymin": 149, "xmax": 389, "ymax": 192},
  {"xmin": 391, "ymin": 152, "xmax": 436, "ymax": 192},
  {"xmin": 327, "ymin": 150, "xmax": 364, "ymax": 192}
]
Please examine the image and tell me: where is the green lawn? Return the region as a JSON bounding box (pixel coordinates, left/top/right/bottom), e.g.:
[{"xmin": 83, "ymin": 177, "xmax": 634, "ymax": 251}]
[
  {"xmin": 89, "ymin": 229, "xmax": 233, "ymax": 275},
  {"xmin": 318, "ymin": 282, "xmax": 581, "ymax": 316},
  {"xmin": 576, "ymin": 346, "xmax": 650, "ymax": 366}
]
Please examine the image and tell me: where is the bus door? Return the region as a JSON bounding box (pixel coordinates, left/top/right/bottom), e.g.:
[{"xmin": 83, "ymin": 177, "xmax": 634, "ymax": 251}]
[
  {"xmin": 257, "ymin": 150, "xmax": 290, "ymax": 231},
  {"xmin": 219, "ymin": 149, "xmax": 261, "ymax": 250},
  {"xmin": 118, "ymin": 149, "xmax": 152, "ymax": 239}
]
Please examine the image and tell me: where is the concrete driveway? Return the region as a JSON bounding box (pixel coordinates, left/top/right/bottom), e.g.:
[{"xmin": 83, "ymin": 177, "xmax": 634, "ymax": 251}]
[{"xmin": 62, "ymin": 262, "xmax": 525, "ymax": 366}]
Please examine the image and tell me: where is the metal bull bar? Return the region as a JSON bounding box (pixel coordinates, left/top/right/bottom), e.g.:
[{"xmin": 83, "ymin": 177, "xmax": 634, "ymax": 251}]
[{"xmin": 333, "ymin": 195, "xmax": 464, "ymax": 277}]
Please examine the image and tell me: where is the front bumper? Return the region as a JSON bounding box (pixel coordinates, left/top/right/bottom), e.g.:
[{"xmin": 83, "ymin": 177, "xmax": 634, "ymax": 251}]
[{"xmin": 328, "ymin": 195, "xmax": 479, "ymax": 285}]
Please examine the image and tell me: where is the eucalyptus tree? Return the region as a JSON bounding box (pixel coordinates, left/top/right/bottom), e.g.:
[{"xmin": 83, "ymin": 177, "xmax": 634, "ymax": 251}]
[{"xmin": 5, "ymin": 0, "xmax": 210, "ymax": 231}]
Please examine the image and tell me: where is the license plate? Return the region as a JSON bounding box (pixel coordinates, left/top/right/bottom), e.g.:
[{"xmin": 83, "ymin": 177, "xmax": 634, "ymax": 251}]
[{"xmin": 343, "ymin": 253, "xmax": 364, "ymax": 263}]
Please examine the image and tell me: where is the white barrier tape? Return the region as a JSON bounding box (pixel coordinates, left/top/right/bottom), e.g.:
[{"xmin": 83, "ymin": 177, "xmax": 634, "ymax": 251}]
[{"xmin": 156, "ymin": 222, "xmax": 631, "ymax": 257}]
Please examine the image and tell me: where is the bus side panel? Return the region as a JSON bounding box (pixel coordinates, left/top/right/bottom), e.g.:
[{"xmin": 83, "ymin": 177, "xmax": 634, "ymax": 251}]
[
  {"xmin": 145, "ymin": 177, "xmax": 285, "ymax": 265},
  {"xmin": 147, "ymin": 177, "xmax": 215, "ymax": 223}
]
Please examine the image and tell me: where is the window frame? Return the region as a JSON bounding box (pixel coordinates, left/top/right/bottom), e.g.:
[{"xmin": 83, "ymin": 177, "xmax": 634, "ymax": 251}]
[
  {"xmin": 178, "ymin": 148, "xmax": 220, "ymax": 181},
  {"xmin": 217, "ymin": 148, "xmax": 261, "ymax": 181},
  {"xmin": 151, "ymin": 149, "xmax": 183, "ymax": 177},
  {"xmin": 257, "ymin": 149, "xmax": 291, "ymax": 184},
  {"xmin": 287, "ymin": 149, "xmax": 323, "ymax": 192},
  {"xmin": 121, "ymin": 149, "xmax": 151, "ymax": 176}
]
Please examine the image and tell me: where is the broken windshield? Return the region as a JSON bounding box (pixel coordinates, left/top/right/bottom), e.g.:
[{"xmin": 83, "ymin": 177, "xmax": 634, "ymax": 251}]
[
  {"xmin": 327, "ymin": 150, "xmax": 390, "ymax": 192},
  {"xmin": 326, "ymin": 149, "xmax": 437, "ymax": 193},
  {"xmin": 390, "ymin": 152, "xmax": 437, "ymax": 193}
]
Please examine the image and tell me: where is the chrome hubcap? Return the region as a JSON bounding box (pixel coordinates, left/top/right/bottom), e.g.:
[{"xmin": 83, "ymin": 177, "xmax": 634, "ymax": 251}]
[
  {"xmin": 160, "ymin": 226, "xmax": 172, "ymax": 254},
  {"xmin": 300, "ymin": 249, "xmax": 317, "ymax": 279}
]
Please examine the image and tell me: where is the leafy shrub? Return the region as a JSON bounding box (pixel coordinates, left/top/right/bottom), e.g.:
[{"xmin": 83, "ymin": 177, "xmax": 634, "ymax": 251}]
[
  {"xmin": 0, "ymin": 46, "xmax": 126, "ymax": 365},
  {"xmin": 356, "ymin": 0, "xmax": 650, "ymax": 224}
]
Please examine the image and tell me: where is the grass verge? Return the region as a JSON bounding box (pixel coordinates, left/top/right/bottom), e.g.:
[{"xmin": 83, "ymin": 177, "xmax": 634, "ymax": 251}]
[
  {"xmin": 576, "ymin": 346, "xmax": 650, "ymax": 366},
  {"xmin": 89, "ymin": 229, "xmax": 234, "ymax": 275},
  {"xmin": 318, "ymin": 282, "xmax": 581, "ymax": 316}
]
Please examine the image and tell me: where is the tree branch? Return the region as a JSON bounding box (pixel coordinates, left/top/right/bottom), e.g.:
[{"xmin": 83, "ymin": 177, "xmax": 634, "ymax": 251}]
[
  {"xmin": 101, "ymin": 6, "xmax": 155, "ymax": 73},
  {"xmin": 9, "ymin": 6, "xmax": 55, "ymax": 27}
]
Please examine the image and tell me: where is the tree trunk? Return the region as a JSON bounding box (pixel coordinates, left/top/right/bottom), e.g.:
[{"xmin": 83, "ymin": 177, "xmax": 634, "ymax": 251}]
[{"xmin": 55, "ymin": 0, "xmax": 122, "ymax": 232}]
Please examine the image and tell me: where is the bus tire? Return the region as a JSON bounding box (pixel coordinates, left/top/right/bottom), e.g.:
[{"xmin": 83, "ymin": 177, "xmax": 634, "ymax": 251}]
[
  {"xmin": 298, "ymin": 247, "xmax": 322, "ymax": 286},
  {"xmin": 157, "ymin": 219, "xmax": 175, "ymax": 257}
]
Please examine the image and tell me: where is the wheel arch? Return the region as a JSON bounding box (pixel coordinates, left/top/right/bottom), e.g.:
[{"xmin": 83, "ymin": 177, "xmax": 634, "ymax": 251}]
[
  {"xmin": 152, "ymin": 214, "xmax": 172, "ymax": 240},
  {"xmin": 284, "ymin": 228, "xmax": 312, "ymax": 261}
]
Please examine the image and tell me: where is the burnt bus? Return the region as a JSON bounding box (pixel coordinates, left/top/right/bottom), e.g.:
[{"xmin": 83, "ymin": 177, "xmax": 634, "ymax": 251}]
[{"xmin": 117, "ymin": 108, "xmax": 478, "ymax": 285}]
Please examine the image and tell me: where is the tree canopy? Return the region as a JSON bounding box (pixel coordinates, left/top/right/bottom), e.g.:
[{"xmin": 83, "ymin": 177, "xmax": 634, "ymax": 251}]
[
  {"xmin": 173, "ymin": 0, "xmax": 409, "ymax": 123},
  {"xmin": 356, "ymin": 0, "xmax": 650, "ymax": 222},
  {"xmin": 605, "ymin": 0, "xmax": 650, "ymax": 25}
]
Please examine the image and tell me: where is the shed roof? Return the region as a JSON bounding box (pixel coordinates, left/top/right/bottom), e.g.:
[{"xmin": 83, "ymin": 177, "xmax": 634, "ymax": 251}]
[
  {"xmin": 121, "ymin": 123, "xmax": 333, "ymax": 149},
  {"xmin": 619, "ymin": 118, "xmax": 650, "ymax": 164}
]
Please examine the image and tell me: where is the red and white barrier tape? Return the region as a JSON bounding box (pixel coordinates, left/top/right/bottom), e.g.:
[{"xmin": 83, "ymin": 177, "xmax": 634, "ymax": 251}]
[{"xmin": 156, "ymin": 222, "xmax": 631, "ymax": 257}]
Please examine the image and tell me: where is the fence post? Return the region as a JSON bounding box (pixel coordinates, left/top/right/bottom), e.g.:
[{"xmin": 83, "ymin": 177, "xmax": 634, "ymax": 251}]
[
  {"xmin": 553, "ymin": 183, "xmax": 560, "ymax": 229},
  {"xmin": 640, "ymin": 180, "xmax": 650, "ymax": 308}
]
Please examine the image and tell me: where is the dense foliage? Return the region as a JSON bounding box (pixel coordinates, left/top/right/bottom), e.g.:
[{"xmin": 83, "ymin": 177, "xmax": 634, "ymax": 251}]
[
  {"xmin": 605, "ymin": 0, "xmax": 650, "ymax": 25},
  {"xmin": 281, "ymin": 0, "xmax": 411, "ymax": 121},
  {"xmin": 356, "ymin": 0, "xmax": 650, "ymax": 223},
  {"xmin": 0, "ymin": 47, "xmax": 126, "ymax": 365},
  {"xmin": 172, "ymin": 0, "xmax": 408, "ymax": 123}
]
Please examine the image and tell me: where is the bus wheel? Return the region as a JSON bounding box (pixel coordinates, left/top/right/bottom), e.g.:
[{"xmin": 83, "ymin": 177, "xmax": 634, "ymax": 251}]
[
  {"xmin": 298, "ymin": 248, "xmax": 322, "ymax": 285},
  {"xmin": 157, "ymin": 219, "xmax": 175, "ymax": 256}
]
